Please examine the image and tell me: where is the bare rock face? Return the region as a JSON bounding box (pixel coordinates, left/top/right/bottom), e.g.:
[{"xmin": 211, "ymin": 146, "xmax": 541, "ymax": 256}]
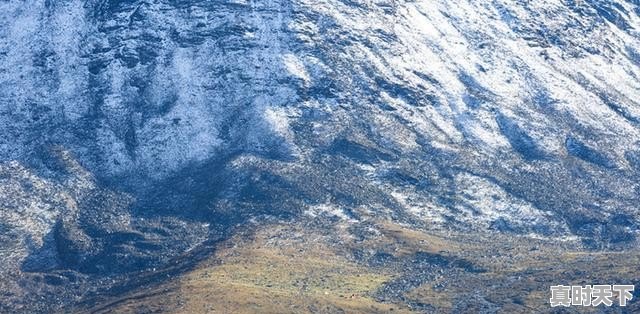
[
  {"xmin": 0, "ymin": 0, "xmax": 639, "ymax": 312},
  {"xmin": 0, "ymin": 149, "xmax": 212, "ymax": 312},
  {"xmin": 0, "ymin": 0, "xmax": 296, "ymax": 181},
  {"xmin": 0, "ymin": 160, "xmax": 71, "ymax": 274}
]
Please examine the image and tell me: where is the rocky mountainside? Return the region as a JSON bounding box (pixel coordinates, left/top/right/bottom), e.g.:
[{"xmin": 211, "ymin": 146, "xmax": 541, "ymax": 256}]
[{"xmin": 1, "ymin": 0, "xmax": 640, "ymax": 312}]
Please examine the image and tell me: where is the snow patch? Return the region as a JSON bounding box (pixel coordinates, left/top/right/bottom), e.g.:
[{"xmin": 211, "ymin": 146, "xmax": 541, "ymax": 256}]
[
  {"xmin": 305, "ymin": 203, "xmax": 356, "ymax": 222},
  {"xmin": 283, "ymin": 53, "xmax": 310, "ymax": 83}
]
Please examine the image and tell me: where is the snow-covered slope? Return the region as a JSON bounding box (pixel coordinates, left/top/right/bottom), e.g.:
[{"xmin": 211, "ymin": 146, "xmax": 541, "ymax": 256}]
[{"xmin": 1, "ymin": 0, "xmax": 640, "ymax": 312}]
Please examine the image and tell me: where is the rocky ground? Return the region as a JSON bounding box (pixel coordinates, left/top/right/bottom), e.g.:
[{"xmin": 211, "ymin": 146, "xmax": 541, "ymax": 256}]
[{"xmin": 70, "ymin": 218, "xmax": 640, "ymax": 313}]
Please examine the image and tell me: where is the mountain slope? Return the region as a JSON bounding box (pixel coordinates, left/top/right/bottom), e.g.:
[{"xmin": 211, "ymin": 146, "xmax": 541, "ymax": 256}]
[{"xmin": 1, "ymin": 0, "xmax": 639, "ymax": 312}]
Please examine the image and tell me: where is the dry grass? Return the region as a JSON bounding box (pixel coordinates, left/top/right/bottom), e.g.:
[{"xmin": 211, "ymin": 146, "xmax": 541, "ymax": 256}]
[
  {"xmin": 84, "ymin": 223, "xmax": 414, "ymax": 314},
  {"xmin": 79, "ymin": 219, "xmax": 640, "ymax": 313}
]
